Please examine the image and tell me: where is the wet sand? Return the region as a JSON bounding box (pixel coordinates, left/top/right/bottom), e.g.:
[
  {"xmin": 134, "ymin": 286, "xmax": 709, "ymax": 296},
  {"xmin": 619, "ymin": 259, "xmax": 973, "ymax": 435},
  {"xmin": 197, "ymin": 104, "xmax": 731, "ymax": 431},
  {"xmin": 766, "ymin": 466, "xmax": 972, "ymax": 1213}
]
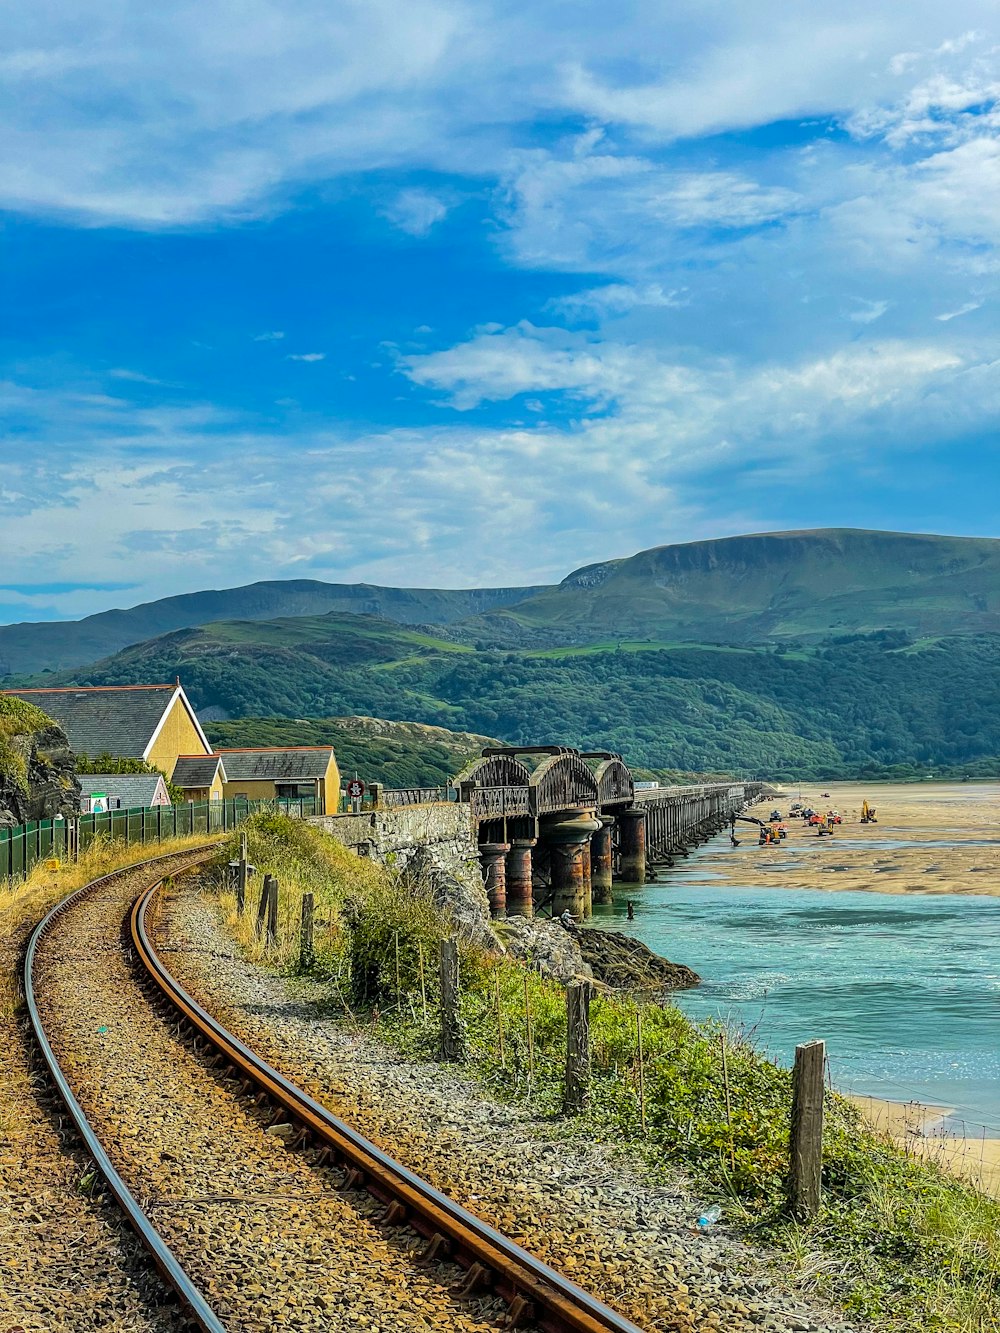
[
  {"xmin": 690, "ymin": 781, "xmax": 1000, "ymax": 896},
  {"xmin": 850, "ymin": 1095, "xmax": 1000, "ymax": 1198}
]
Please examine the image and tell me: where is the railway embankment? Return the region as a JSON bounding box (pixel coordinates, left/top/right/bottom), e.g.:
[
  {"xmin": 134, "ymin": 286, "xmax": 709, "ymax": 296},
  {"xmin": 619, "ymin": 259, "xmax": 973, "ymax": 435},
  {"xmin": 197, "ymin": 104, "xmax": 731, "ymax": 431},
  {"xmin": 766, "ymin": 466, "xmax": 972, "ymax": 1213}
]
[
  {"xmin": 167, "ymin": 864, "xmax": 863, "ymax": 1333},
  {"xmin": 184, "ymin": 813, "xmax": 1000, "ymax": 1333},
  {"xmin": 0, "ymin": 838, "xmax": 219, "ymax": 1332}
]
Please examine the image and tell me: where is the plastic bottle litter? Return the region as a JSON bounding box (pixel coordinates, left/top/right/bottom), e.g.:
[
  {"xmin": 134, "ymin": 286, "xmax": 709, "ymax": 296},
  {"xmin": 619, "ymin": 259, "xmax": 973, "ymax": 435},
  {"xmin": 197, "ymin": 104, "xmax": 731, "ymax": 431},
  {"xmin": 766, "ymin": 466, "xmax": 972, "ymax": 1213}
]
[{"xmin": 695, "ymin": 1204, "xmax": 722, "ymax": 1229}]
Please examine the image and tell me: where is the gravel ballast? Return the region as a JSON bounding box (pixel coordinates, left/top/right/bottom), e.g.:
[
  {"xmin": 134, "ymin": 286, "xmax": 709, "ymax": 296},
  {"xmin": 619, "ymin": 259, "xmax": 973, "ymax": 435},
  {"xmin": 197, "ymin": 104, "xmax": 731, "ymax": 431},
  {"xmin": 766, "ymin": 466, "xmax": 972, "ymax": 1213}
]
[
  {"xmin": 31, "ymin": 858, "xmax": 510, "ymax": 1333},
  {"xmin": 164, "ymin": 882, "xmax": 871, "ymax": 1333}
]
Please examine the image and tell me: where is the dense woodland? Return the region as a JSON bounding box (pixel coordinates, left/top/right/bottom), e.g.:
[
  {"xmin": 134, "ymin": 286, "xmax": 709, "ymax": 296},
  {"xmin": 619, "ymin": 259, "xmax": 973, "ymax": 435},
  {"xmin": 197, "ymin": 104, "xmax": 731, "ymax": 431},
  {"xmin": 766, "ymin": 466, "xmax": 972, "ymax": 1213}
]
[{"xmin": 62, "ymin": 630, "xmax": 1000, "ymax": 780}]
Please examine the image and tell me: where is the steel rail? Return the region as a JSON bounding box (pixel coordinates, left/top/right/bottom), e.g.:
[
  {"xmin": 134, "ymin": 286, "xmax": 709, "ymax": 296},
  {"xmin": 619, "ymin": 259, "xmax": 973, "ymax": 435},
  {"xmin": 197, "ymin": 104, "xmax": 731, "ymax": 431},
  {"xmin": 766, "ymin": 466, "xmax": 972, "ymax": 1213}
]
[
  {"xmin": 24, "ymin": 846, "xmax": 225, "ymax": 1333},
  {"xmin": 134, "ymin": 881, "xmax": 648, "ymax": 1333}
]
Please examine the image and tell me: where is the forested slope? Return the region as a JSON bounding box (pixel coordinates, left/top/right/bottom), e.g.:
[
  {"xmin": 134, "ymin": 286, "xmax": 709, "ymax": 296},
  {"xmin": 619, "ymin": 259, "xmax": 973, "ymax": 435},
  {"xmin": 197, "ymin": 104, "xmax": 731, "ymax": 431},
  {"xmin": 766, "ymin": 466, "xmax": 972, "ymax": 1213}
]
[{"xmin": 50, "ymin": 625, "xmax": 1000, "ymax": 780}]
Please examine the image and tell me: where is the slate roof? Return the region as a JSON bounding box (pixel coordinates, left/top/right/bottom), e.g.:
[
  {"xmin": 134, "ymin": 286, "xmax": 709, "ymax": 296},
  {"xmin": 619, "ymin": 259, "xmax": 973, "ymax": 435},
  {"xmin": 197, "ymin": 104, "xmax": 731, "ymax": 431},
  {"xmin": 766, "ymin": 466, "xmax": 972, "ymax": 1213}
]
[
  {"xmin": 216, "ymin": 747, "xmax": 335, "ymax": 781},
  {"xmin": 77, "ymin": 774, "xmax": 169, "ymax": 808},
  {"xmin": 172, "ymin": 754, "xmax": 227, "ymax": 788},
  {"xmin": 3, "ymin": 685, "xmax": 180, "ymax": 759}
]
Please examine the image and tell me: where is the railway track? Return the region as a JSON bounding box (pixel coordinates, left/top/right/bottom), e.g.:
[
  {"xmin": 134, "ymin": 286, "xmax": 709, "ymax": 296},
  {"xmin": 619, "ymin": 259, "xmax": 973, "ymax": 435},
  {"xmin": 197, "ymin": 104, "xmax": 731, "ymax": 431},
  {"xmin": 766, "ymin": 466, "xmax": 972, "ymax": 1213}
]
[{"xmin": 25, "ymin": 849, "xmax": 648, "ymax": 1333}]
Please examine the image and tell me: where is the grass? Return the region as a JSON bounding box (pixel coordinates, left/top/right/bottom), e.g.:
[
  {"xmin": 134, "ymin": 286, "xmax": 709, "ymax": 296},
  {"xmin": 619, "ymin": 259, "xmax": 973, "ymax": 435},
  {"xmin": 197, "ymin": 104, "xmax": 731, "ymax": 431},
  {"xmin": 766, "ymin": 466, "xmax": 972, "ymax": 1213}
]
[
  {"xmin": 0, "ymin": 831, "xmax": 221, "ymax": 1021},
  {"xmin": 201, "ymin": 814, "xmax": 1000, "ymax": 1333}
]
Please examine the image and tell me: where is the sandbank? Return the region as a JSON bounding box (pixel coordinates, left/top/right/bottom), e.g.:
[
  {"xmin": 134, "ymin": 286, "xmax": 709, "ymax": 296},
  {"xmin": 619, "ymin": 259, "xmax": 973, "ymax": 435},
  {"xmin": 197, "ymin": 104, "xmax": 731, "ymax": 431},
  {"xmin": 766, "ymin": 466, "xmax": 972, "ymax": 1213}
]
[
  {"xmin": 849, "ymin": 1094, "xmax": 1000, "ymax": 1199},
  {"xmin": 683, "ymin": 781, "xmax": 1000, "ymax": 897}
]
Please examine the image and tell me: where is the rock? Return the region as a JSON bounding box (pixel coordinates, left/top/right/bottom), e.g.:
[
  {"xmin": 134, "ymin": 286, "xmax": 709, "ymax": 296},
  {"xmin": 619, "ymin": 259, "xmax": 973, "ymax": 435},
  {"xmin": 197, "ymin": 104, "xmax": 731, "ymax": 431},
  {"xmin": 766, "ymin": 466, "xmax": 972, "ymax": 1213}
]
[
  {"xmin": 495, "ymin": 917, "xmax": 594, "ymax": 985},
  {"xmin": 0, "ymin": 699, "xmax": 79, "ymax": 828},
  {"xmin": 576, "ymin": 927, "xmax": 700, "ymax": 991},
  {"xmin": 404, "ymin": 843, "xmax": 500, "ymax": 952}
]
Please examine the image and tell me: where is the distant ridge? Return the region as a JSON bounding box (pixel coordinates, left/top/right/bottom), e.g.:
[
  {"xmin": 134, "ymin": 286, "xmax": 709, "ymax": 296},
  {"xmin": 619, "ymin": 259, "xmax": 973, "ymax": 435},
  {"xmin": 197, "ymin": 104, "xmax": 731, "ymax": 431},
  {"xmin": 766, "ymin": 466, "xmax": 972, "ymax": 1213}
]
[
  {"xmin": 460, "ymin": 528, "xmax": 1000, "ymax": 645},
  {"xmin": 0, "ymin": 579, "xmax": 547, "ymax": 677},
  {"xmin": 4, "ymin": 528, "xmax": 999, "ymax": 677}
]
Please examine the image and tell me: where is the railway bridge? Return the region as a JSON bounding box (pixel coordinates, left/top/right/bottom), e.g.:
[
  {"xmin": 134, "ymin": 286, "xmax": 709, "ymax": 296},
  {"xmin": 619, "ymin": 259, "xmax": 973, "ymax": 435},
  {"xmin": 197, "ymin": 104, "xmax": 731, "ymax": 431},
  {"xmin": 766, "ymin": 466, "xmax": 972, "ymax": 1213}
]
[{"xmin": 455, "ymin": 746, "xmax": 761, "ymax": 919}]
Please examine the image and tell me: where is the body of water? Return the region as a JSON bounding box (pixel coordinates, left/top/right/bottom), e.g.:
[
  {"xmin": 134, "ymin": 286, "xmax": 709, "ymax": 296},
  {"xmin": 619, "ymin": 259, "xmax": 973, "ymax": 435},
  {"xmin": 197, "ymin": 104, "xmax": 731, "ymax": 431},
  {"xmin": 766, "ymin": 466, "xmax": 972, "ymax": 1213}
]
[{"xmin": 592, "ymin": 855, "xmax": 1000, "ymax": 1131}]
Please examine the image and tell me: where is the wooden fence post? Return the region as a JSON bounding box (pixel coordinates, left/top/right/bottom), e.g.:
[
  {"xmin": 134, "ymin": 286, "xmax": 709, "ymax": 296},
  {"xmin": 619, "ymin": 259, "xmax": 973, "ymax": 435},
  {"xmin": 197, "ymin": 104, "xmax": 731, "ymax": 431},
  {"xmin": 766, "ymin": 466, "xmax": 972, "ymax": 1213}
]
[
  {"xmin": 266, "ymin": 876, "xmax": 279, "ymax": 951},
  {"xmin": 237, "ymin": 832, "xmax": 248, "ymax": 915},
  {"xmin": 789, "ymin": 1039, "xmax": 826, "ymax": 1220},
  {"xmin": 300, "ymin": 892, "xmax": 315, "ymax": 970},
  {"xmin": 563, "ymin": 980, "xmax": 592, "ymax": 1115},
  {"xmin": 256, "ymin": 872, "xmax": 272, "ymax": 938},
  {"xmin": 439, "ymin": 938, "xmax": 464, "ymax": 1062}
]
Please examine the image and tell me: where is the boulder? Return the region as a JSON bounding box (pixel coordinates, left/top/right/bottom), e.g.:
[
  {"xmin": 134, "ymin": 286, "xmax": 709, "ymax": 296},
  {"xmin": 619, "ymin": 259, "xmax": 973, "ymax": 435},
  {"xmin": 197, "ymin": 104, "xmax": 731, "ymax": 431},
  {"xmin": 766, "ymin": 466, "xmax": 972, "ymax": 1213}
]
[{"xmin": 0, "ymin": 700, "xmax": 80, "ymax": 828}]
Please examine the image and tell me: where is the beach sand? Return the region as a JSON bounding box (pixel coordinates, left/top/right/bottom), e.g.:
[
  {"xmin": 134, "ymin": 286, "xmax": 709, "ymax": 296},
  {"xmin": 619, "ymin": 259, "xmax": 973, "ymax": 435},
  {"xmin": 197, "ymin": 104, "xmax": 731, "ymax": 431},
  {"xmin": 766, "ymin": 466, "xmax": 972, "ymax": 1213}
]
[
  {"xmin": 850, "ymin": 1095, "xmax": 1000, "ymax": 1198},
  {"xmin": 688, "ymin": 780, "xmax": 1000, "ymax": 896}
]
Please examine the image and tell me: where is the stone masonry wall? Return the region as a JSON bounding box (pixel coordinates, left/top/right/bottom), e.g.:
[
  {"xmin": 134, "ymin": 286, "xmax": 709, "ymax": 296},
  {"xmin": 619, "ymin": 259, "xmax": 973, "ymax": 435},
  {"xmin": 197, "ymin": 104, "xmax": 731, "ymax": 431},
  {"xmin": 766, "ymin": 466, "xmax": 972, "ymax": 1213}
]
[{"xmin": 309, "ymin": 804, "xmax": 497, "ymax": 949}]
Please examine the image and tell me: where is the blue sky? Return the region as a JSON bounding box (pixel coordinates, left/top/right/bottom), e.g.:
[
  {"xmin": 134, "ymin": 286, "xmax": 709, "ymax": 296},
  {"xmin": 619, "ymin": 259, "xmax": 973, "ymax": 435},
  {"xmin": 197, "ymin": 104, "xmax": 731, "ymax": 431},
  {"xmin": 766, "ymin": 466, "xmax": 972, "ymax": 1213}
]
[{"xmin": 3, "ymin": 1, "xmax": 1000, "ymax": 623}]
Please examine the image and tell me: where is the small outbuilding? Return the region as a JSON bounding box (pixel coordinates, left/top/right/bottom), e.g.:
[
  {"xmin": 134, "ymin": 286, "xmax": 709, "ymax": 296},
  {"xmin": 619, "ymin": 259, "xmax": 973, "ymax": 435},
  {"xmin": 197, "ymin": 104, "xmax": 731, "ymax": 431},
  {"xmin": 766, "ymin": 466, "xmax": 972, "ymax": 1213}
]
[
  {"xmin": 172, "ymin": 754, "xmax": 228, "ymax": 803},
  {"xmin": 78, "ymin": 774, "xmax": 171, "ymax": 813}
]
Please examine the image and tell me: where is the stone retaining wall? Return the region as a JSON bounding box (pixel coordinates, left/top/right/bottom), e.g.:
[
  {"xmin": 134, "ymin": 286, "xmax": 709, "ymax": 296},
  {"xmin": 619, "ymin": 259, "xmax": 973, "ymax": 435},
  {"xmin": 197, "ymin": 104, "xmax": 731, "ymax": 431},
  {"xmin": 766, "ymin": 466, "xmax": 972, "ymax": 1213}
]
[{"xmin": 309, "ymin": 804, "xmax": 495, "ymax": 947}]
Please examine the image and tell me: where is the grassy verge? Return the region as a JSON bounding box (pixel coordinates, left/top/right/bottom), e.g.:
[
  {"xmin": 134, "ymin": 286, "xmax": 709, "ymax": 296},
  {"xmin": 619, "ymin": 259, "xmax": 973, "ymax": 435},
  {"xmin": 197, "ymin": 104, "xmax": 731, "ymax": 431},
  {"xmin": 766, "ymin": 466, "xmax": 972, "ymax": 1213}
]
[
  {"xmin": 207, "ymin": 815, "xmax": 1000, "ymax": 1333},
  {"xmin": 0, "ymin": 831, "xmax": 221, "ymax": 1020}
]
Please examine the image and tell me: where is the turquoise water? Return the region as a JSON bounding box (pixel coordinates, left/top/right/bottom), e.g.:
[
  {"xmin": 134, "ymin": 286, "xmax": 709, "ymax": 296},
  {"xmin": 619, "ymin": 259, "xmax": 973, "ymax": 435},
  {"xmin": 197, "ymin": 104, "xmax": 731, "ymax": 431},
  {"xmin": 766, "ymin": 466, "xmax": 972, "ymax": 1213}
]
[{"xmin": 592, "ymin": 852, "xmax": 1000, "ymax": 1131}]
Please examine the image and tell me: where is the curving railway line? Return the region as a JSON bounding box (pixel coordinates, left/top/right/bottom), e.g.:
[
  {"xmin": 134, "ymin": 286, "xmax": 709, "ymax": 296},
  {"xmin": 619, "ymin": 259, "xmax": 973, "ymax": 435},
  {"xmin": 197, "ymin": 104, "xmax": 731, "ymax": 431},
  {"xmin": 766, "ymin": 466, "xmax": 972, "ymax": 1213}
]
[{"xmin": 25, "ymin": 849, "xmax": 648, "ymax": 1333}]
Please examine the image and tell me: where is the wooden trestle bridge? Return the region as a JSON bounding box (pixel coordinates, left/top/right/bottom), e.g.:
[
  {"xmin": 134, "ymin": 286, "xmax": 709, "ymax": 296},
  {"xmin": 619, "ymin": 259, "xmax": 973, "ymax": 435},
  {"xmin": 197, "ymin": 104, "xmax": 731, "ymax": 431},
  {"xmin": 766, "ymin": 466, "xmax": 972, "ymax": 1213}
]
[{"xmin": 454, "ymin": 746, "xmax": 762, "ymax": 918}]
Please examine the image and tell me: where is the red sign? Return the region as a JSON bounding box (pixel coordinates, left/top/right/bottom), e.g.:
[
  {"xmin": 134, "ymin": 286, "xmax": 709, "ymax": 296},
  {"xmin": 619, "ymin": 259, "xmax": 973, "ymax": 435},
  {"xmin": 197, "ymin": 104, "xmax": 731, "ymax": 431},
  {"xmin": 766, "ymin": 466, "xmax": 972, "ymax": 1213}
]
[{"xmin": 346, "ymin": 779, "xmax": 366, "ymax": 799}]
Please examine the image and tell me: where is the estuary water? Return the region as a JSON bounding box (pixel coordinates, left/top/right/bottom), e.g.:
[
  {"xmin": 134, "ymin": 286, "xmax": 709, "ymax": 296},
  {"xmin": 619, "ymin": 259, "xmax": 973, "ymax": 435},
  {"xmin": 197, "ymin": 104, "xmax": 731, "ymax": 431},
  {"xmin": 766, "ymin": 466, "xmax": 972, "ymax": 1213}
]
[{"xmin": 592, "ymin": 856, "xmax": 1000, "ymax": 1131}]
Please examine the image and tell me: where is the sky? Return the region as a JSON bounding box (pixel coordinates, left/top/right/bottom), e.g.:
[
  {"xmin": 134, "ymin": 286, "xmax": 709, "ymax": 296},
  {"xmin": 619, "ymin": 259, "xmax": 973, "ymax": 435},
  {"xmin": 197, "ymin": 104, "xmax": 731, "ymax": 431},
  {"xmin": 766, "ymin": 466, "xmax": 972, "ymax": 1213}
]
[{"xmin": 3, "ymin": 1, "xmax": 1000, "ymax": 624}]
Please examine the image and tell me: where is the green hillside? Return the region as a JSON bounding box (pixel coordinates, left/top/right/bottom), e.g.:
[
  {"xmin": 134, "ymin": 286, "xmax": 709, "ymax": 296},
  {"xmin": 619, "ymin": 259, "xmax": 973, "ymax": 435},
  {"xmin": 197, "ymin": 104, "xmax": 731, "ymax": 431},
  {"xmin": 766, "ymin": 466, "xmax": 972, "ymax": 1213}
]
[
  {"xmin": 43, "ymin": 615, "xmax": 1000, "ymax": 780},
  {"xmin": 204, "ymin": 716, "xmax": 496, "ymax": 788},
  {"xmin": 460, "ymin": 529, "xmax": 1000, "ymax": 646},
  {"xmin": 0, "ymin": 578, "xmax": 541, "ymax": 677}
]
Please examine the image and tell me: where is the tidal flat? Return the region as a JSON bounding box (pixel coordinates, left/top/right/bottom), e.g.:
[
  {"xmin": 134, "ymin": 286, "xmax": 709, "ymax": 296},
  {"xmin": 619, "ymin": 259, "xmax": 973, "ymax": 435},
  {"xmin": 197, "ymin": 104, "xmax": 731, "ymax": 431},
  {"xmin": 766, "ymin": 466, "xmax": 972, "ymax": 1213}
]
[{"xmin": 698, "ymin": 781, "xmax": 1000, "ymax": 897}]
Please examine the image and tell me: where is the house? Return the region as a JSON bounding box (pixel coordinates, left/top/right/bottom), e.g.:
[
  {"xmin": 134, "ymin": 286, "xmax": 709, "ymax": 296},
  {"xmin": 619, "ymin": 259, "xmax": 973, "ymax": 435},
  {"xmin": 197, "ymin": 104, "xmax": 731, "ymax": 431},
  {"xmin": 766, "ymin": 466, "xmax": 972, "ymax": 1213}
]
[
  {"xmin": 78, "ymin": 774, "xmax": 171, "ymax": 813},
  {"xmin": 3, "ymin": 682, "xmax": 213, "ymax": 778},
  {"xmin": 172, "ymin": 754, "xmax": 227, "ymax": 803},
  {"xmin": 216, "ymin": 746, "xmax": 339, "ymax": 814}
]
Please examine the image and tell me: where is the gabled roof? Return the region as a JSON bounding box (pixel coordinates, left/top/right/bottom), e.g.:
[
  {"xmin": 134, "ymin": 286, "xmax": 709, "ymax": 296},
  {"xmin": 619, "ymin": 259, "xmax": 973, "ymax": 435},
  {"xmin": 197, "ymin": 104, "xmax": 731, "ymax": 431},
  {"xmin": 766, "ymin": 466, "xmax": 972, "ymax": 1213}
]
[
  {"xmin": 216, "ymin": 746, "xmax": 336, "ymax": 781},
  {"xmin": 77, "ymin": 774, "xmax": 170, "ymax": 807},
  {"xmin": 172, "ymin": 754, "xmax": 227, "ymax": 788},
  {"xmin": 3, "ymin": 684, "xmax": 211, "ymax": 761}
]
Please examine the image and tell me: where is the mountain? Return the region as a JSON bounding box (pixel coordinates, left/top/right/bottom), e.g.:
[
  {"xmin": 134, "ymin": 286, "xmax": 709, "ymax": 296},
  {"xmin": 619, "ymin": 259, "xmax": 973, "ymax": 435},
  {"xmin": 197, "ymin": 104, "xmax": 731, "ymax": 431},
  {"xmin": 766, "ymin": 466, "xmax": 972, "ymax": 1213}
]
[
  {"xmin": 0, "ymin": 578, "xmax": 546, "ymax": 678},
  {"xmin": 9, "ymin": 529, "xmax": 1000, "ymax": 780},
  {"xmin": 27, "ymin": 613, "xmax": 1000, "ymax": 781},
  {"xmin": 460, "ymin": 529, "xmax": 1000, "ymax": 645}
]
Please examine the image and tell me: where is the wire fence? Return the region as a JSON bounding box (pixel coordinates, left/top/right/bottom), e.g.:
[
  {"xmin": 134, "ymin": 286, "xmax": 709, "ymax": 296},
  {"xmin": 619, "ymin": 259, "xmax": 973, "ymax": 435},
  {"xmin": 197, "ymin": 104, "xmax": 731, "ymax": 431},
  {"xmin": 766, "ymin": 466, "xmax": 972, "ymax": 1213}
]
[
  {"xmin": 836, "ymin": 1073, "xmax": 1000, "ymax": 1199},
  {"xmin": 0, "ymin": 795, "xmax": 316, "ymax": 886}
]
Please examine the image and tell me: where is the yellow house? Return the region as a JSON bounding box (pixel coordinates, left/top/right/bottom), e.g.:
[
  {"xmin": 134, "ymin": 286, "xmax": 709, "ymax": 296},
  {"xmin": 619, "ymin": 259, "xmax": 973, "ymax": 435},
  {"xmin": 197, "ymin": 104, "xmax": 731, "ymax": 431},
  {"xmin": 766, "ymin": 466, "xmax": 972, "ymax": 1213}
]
[
  {"xmin": 171, "ymin": 754, "xmax": 227, "ymax": 802},
  {"xmin": 4, "ymin": 682, "xmax": 213, "ymax": 776},
  {"xmin": 216, "ymin": 747, "xmax": 340, "ymax": 814}
]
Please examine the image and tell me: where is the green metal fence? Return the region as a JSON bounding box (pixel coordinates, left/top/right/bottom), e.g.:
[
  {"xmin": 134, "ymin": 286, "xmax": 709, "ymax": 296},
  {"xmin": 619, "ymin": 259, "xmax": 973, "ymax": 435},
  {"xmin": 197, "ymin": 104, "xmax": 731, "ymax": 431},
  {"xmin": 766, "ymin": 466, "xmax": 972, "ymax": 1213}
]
[{"xmin": 0, "ymin": 795, "xmax": 316, "ymax": 886}]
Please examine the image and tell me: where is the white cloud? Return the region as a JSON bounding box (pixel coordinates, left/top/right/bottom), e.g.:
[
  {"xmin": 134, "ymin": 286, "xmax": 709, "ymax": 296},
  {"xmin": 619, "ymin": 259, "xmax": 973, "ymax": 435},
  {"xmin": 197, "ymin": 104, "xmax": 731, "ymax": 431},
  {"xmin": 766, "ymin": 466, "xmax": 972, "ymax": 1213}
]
[
  {"xmin": 383, "ymin": 187, "xmax": 451, "ymax": 235},
  {"xmin": 937, "ymin": 301, "xmax": 983, "ymax": 320},
  {"xmin": 286, "ymin": 352, "xmax": 326, "ymax": 362},
  {"xmin": 253, "ymin": 330, "xmax": 285, "ymax": 341},
  {"xmin": 849, "ymin": 299, "xmax": 890, "ymax": 324},
  {"xmin": 5, "ymin": 2, "xmax": 999, "ymax": 228},
  {"xmin": 109, "ymin": 368, "xmax": 174, "ymax": 386}
]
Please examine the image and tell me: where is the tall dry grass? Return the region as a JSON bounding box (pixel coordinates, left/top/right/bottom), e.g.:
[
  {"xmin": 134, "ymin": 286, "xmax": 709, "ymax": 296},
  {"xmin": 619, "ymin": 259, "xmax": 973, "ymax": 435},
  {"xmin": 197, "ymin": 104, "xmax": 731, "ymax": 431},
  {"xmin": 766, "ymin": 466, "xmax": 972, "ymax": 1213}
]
[{"xmin": 0, "ymin": 831, "xmax": 221, "ymax": 1020}]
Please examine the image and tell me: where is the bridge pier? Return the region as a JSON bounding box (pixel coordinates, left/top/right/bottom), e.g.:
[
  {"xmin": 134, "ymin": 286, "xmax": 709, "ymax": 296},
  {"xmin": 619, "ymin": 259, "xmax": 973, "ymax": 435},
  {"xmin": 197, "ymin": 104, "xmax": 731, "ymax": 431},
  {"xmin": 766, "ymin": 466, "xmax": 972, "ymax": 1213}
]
[
  {"xmin": 545, "ymin": 816, "xmax": 600, "ymax": 918},
  {"xmin": 506, "ymin": 838, "xmax": 537, "ymax": 917},
  {"xmin": 591, "ymin": 817, "xmax": 615, "ymax": 903},
  {"xmin": 480, "ymin": 842, "xmax": 511, "ymax": 917},
  {"xmin": 617, "ymin": 807, "xmax": 647, "ymax": 884}
]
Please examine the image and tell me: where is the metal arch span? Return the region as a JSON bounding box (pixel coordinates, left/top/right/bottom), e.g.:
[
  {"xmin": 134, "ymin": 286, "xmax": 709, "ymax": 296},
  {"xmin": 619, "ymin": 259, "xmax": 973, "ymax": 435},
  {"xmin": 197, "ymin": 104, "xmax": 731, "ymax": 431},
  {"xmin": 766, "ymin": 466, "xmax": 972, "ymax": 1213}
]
[{"xmin": 529, "ymin": 753, "xmax": 600, "ymax": 817}]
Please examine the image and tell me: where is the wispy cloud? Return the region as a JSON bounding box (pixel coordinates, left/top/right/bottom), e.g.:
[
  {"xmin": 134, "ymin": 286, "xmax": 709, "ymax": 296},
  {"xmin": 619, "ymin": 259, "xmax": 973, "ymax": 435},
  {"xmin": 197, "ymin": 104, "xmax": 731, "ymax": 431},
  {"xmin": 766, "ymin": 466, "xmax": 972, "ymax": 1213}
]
[
  {"xmin": 286, "ymin": 352, "xmax": 326, "ymax": 362},
  {"xmin": 109, "ymin": 368, "xmax": 172, "ymax": 385},
  {"xmin": 383, "ymin": 187, "xmax": 451, "ymax": 236},
  {"xmin": 936, "ymin": 301, "xmax": 983, "ymax": 321},
  {"xmin": 253, "ymin": 331, "xmax": 285, "ymax": 342}
]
